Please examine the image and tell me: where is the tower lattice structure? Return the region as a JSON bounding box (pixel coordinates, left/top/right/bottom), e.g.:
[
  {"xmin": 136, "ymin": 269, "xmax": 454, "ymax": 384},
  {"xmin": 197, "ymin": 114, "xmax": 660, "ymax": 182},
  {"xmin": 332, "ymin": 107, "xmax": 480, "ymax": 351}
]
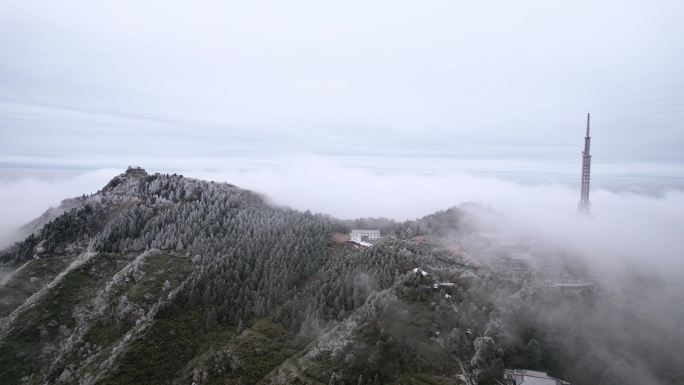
[{"xmin": 578, "ymin": 113, "xmax": 592, "ymax": 212}]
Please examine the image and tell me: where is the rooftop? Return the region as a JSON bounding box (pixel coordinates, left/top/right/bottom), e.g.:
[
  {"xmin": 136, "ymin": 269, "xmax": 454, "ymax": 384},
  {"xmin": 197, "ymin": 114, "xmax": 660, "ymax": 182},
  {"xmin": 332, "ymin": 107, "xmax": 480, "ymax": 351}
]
[
  {"xmin": 505, "ymin": 369, "xmax": 569, "ymax": 385},
  {"xmin": 350, "ymin": 229, "xmax": 381, "ymax": 234},
  {"xmin": 552, "ymin": 282, "xmax": 594, "ymax": 288},
  {"xmin": 350, "ymin": 240, "xmax": 373, "ymax": 248}
]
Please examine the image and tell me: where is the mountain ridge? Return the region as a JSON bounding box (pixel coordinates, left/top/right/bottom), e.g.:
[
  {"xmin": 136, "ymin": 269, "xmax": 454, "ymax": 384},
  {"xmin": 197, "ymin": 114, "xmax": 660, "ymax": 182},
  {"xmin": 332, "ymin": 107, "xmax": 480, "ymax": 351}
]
[{"xmin": 0, "ymin": 168, "xmax": 680, "ymax": 385}]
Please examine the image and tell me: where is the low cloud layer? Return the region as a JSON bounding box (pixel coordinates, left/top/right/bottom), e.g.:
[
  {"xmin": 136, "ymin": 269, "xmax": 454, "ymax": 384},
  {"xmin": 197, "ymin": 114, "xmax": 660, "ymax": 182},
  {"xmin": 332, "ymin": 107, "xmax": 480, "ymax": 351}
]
[
  {"xmin": 0, "ymin": 160, "xmax": 682, "ymax": 280},
  {"xmin": 195, "ymin": 159, "xmax": 684, "ymax": 278},
  {"xmin": 0, "ymin": 168, "xmax": 117, "ymax": 246}
]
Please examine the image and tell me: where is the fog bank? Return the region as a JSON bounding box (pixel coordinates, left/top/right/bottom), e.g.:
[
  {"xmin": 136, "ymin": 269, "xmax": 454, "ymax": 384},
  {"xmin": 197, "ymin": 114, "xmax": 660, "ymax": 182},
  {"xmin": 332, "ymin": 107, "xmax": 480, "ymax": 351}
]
[
  {"xmin": 0, "ymin": 169, "xmax": 117, "ymax": 246},
  {"xmin": 0, "ymin": 160, "xmax": 682, "ymax": 279}
]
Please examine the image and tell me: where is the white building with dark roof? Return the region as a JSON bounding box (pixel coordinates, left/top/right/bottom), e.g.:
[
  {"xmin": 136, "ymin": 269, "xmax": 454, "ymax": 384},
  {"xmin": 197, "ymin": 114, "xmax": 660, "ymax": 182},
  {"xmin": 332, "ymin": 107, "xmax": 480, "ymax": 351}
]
[
  {"xmin": 505, "ymin": 369, "xmax": 569, "ymax": 385},
  {"xmin": 349, "ymin": 229, "xmax": 381, "ymax": 243}
]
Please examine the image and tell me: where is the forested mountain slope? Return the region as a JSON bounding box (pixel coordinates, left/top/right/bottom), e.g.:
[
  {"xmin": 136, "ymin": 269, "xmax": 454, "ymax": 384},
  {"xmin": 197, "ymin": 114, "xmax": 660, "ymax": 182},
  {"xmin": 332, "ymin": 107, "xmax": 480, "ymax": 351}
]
[{"xmin": 0, "ymin": 168, "xmax": 680, "ymax": 385}]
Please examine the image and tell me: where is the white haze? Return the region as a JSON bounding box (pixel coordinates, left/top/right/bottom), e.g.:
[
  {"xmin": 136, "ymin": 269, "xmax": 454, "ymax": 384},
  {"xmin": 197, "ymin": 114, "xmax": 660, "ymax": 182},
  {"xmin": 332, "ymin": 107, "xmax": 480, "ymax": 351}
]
[
  {"xmin": 0, "ymin": 160, "xmax": 682, "ymax": 281},
  {"xmin": 2, "ymin": 0, "xmax": 684, "ymax": 172},
  {"xmin": 0, "ymin": 169, "xmax": 118, "ymax": 246}
]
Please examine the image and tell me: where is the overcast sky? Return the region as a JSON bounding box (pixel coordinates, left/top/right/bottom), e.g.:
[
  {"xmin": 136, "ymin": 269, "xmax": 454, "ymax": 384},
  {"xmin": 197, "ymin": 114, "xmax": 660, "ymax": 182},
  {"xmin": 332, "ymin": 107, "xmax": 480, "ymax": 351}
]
[{"xmin": 1, "ymin": 0, "xmax": 683, "ymax": 180}]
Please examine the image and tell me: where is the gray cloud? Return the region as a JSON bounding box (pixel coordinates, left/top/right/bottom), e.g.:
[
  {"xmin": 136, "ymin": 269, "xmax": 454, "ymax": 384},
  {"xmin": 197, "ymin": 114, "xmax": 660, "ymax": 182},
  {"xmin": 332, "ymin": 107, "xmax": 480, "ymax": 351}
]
[{"xmin": 1, "ymin": 0, "xmax": 683, "ymax": 172}]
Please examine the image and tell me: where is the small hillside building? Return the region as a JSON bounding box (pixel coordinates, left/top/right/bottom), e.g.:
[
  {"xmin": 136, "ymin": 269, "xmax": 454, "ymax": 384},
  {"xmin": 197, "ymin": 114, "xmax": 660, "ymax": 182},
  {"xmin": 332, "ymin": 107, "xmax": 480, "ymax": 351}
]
[
  {"xmin": 505, "ymin": 369, "xmax": 569, "ymax": 385},
  {"xmin": 350, "ymin": 229, "xmax": 381, "ymax": 243},
  {"xmin": 551, "ymin": 281, "xmax": 595, "ymax": 294}
]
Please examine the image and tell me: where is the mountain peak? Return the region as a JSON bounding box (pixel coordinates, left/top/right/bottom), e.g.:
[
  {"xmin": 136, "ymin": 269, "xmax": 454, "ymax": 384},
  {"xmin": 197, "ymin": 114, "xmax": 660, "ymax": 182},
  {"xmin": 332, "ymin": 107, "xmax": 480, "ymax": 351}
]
[
  {"xmin": 101, "ymin": 166, "xmax": 148, "ymax": 192},
  {"xmin": 125, "ymin": 165, "xmax": 148, "ymax": 178}
]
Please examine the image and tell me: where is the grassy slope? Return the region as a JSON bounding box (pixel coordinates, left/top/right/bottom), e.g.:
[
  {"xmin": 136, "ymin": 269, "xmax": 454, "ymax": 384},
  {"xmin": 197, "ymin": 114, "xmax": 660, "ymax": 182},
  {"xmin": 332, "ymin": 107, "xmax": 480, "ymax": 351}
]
[
  {"xmin": 1, "ymin": 238, "xmax": 467, "ymax": 385},
  {"xmin": 101, "ymin": 316, "xmax": 300, "ymax": 385},
  {"xmin": 263, "ymin": 294, "xmax": 464, "ymax": 385},
  {"xmin": 0, "ymin": 251, "xmax": 194, "ymax": 385},
  {"xmin": 0, "ymin": 252, "xmax": 129, "ymax": 384},
  {"xmin": 0, "ymin": 254, "xmax": 79, "ymax": 318}
]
